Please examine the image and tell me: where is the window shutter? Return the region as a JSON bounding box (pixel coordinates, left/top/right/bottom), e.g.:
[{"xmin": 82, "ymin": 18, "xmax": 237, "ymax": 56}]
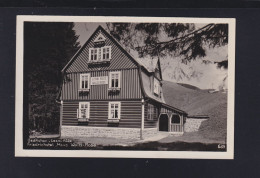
[
  {"xmin": 109, "ymin": 46, "xmax": 112, "ymax": 59},
  {"xmin": 109, "ymin": 72, "xmax": 112, "ymax": 88},
  {"xmin": 108, "ymin": 103, "xmax": 111, "ymax": 119},
  {"xmin": 79, "ymin": 74, "xmax": 82, "ymax": 89},
  {"xmin": 118, "ymin": 102, "xmax": 121, "ymax": 119},
  {"xmin": 89, "ymin": 48, "xmax": 92, "ymax": 61},
  {"xmin": 87, "ymin": 103, "xmax": 90, "ymax": 118},
  {"xmin": 77, "ymin": 108, "xmax": 79, "ymax": 118},
  {"xmin": 118, "ymin": 71, "xmax": 121, "ymax": 88},
  {"xmin": 88, "ymin": 74, "xmax": 90, "ymax": 89}
]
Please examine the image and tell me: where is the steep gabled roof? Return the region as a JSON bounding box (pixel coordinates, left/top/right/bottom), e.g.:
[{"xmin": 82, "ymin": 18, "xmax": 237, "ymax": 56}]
[{"xmin": 62, "ymin": 25, "xmax": 151, "ymax": 73}]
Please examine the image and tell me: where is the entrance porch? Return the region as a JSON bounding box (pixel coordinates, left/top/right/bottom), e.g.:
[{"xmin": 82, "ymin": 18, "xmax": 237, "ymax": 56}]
[{"xmin": 158, "ymin": 113, "xmax": 184, "ymax": 134}]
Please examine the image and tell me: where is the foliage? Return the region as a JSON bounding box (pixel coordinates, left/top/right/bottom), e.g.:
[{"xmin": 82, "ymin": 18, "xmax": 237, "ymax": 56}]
[
  {"xmin": 24, "ymin": 22, "xmax": 80, "ymax": 133},
  {"xmin": 107, "ymin": 23, "xmax": 228, "ymax": 65}
]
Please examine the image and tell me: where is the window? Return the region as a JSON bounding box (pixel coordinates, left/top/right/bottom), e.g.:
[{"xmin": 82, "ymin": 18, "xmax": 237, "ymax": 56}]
[
  {"xmin": 89, "ymin": 46, "xmax": 111, "ymax": 62},
  {"xmin": 147, "ymin": 104, "xmax": 154, "ymax": 120},
  {"xmin": 89, "ymin": 48, "xmax": 98, "ymax": 61},
  {"xmin": 77, "ymin": 102, "xmax": 90, "ymax": 119},
  {"xmin": 108, "ymin": 102, "xmax": 121, "ymax": 119},
  {"xmin": 109, "ymin": 71, "xmax": 121, "ymax": 89},
  {"xmin": 102, "ymin": 46, "xmax": 111, "ymax": 60},
  {"xmin": 80, "ymin": 73, "xmax": 90, "ymax": 90},
  {"xmin": 154, "ymin": 78, "xmax": 160, "ymax": 95}
]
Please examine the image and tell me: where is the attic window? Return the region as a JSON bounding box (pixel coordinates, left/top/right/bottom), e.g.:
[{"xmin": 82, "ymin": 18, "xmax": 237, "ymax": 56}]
[
  {"xmin": 89, "ymin": 46, "xmax": 111, "ymax": 63},
  {"xmin": 94, "ymin": 33, "xmax": 106, "ymax": 43}
]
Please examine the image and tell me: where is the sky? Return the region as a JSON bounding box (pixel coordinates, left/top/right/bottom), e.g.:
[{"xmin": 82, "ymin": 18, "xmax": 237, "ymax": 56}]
[{"xmin": 73, "ymin": 22, "xmax": 228, "ymax": 90}]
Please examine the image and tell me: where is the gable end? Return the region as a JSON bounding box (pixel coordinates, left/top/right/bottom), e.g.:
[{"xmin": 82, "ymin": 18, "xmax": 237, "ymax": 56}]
[{"xmin": 62, "ymin": 26, "xmax": 141, "ymax": 73}]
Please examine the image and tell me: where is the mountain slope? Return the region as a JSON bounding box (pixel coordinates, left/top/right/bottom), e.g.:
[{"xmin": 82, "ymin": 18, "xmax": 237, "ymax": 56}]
[{"xmin": 162, "ymin": 81, "xmax": 227, "ymax": 141}]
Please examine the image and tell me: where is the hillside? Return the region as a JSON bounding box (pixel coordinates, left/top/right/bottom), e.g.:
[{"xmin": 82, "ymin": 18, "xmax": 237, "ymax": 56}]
[{"xmin": 162, "ymin": 80, "xmax": 227, "ymax": 141}]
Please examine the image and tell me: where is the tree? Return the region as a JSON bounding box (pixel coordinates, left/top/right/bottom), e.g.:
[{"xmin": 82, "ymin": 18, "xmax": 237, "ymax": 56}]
[
  {"xmin": 24, "ymin": 22, "xmax": 80, "ymax": 133},
  {"xmin": 106, "ymin": 23, "xmax": 228, "ymax": 68}
]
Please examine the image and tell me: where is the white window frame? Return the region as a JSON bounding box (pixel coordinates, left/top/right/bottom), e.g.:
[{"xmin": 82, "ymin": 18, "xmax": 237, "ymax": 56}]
[
  {"xmin": 89, "ymin": 48, "xmax": 99, "ymax": 61},
  {"xmin": 79, "ymin": 73, "xmax": 90, "ymax": 90},
  {"xmin": 77, "ymin": 102, "xmax": 90, "ymax": 119},
  {"xmin": 89, "ymin": 46, "xmax": 111, "ymax": 62},
  {"xmin": 154, "ymin": 78, "xmax": 160, "ymax": 95},
  {"xmin": 101, "ymin": 46, "xmax": 111, "ymax": 60},
  {"xmin": 108, "ymin": 102, "xmax": 121, "ymax": 120},
  {"xmin": 109, "ymin": 71, "xmax": 121, "ymax": 89}
]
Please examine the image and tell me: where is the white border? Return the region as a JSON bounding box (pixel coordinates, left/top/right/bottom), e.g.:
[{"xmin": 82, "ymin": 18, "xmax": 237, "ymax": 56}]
[{"xmin": 15, "ymin": 16, "xmax": 235, "ymax": 159}]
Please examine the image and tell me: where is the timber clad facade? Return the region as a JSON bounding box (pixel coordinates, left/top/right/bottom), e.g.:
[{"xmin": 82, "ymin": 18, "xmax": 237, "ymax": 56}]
[{"xmin": 59, "ymin": 26, "xmax": 187, "ymax": 139}]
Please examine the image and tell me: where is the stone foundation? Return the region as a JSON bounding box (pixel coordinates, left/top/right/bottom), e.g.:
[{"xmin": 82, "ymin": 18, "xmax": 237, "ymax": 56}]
[
  {"xmin": 142, "ymin": 128, "xmax": 158, "ymax": 139},
  {"xmin": 184, "ymin": 118, "xmax": 207, "ymax": 132},
  {"xmin": 61, "ymin": 126, "xmax": 158, "ymax": 139}
]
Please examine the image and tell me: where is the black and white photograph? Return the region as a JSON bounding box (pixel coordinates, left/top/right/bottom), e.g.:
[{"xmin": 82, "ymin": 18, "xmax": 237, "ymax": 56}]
[{"xmin": 15, "ymin": 16, "xmax": 235, "ymax": 158}]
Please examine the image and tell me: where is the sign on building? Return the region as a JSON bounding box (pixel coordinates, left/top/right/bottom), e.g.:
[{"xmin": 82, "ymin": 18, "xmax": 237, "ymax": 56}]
[{"xmin": 91, "ymin": 76, "xmax": 108, "ymax": 85}]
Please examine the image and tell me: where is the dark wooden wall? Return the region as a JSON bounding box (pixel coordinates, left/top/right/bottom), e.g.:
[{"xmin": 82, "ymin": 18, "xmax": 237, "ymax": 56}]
[
  {"xmin": 62, "ymin": 100, "xmax": 142, "ymax": 128},
  {"xmin": 61, "ymin": 69, "xmax": 142, "ymax": 100}
]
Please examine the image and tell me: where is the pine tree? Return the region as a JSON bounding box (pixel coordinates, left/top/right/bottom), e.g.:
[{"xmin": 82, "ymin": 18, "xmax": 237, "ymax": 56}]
[
  {"xmin": 24, "ymin": 22, "xmax": 80, "ymax": 134},
  {"xmin": 107, "ymin": 23, "xmax": 228, "ymax": 68}
]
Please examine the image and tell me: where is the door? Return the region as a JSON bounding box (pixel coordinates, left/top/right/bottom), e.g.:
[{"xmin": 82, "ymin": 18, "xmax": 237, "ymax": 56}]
[{"xmin": 159, "ymin": 114, "xmax": 169, "ymax": 131}]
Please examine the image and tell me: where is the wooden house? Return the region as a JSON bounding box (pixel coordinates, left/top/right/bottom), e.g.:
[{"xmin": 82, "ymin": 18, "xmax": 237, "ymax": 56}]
[{"xmin": 58, "ymin": 25, "xmax": 188, "ymax": 139}]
